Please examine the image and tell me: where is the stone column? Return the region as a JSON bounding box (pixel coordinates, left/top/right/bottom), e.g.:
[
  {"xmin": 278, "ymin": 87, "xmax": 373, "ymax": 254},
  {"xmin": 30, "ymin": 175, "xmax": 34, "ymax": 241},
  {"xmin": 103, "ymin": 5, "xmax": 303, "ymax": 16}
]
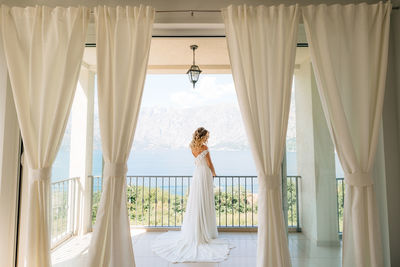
[
  {"xmin": 295, "ymin": 60, "xmax": 339, "ymax": 246},
  {"xmin": 69, "ymin": 67, "xmax": 95, "ymax": 235}
]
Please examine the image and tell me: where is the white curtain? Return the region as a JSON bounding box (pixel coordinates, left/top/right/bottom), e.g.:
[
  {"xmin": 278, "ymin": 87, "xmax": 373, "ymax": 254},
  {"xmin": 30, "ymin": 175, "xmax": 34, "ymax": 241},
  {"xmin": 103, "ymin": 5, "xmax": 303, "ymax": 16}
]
[
  {"xmin": 0, "ymin": 6, "xmax": 88, "ymax": 267},
  {"xmin": 87, "ymin": 6, "xmax": 154, "ymax": 267},
  {"xmin": 222, "ymin": 5, "xmax": 299, "ymax": 267},
  {"xmin": 302, "ymin": 2, "xmax": 391, "ymax": 267}
]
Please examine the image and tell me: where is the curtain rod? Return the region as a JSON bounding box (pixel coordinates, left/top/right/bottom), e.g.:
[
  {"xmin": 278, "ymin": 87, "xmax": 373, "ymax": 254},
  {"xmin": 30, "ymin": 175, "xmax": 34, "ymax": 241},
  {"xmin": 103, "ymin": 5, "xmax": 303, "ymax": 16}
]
[
  {"xmin": 154, "ymin": 7, "xmax": 400, "ymax": 12},
  {"xmin": 89, "ymin": 9, "xmax": 221, "ymax": 14},
  {"xmin": 85, "ymin": 42, "xmax": 309, "ymax": 47},
  {"xmin": 155, "ymin": 7, "xmax": 398, "ymax": 12},
  {"xmin": 89, "ymin": 7, "xmax": 399, "ymax": 14},
  {"xmin": 156, "ymin": 10, "xmax": 221, "ymax": 13}
]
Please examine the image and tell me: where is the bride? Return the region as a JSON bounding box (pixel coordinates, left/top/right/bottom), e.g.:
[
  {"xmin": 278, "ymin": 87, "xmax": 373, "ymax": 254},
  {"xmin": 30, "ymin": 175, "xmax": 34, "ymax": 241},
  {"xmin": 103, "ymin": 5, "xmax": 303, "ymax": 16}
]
[{"xmin": 152, "ymin": 127, "xmax": 233, "ymax": 263}]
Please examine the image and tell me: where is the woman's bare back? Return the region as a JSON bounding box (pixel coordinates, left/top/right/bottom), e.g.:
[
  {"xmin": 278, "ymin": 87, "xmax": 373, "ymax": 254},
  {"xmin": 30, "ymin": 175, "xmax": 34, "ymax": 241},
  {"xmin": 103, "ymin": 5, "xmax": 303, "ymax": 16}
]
[
  {"xmin": 191, "ymin": 145, "xmax": 216, "ymax": 176},
  {"xmin": 191, "ymin": 145, "xmax": 208, "ymax": 158}
]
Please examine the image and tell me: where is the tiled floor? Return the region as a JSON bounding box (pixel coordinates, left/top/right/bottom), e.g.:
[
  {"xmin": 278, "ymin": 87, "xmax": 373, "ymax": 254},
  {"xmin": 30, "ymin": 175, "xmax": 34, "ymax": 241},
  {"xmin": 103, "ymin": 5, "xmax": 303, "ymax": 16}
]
[{"xmin": 51, "ymin": 229, "xmax": 342, "ymax": 267}]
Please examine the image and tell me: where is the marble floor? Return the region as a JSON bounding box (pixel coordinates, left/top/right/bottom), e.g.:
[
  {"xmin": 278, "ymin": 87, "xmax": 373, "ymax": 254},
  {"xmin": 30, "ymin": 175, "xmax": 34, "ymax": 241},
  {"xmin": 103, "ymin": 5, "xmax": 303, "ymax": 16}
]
[{"xmin": 51, "ymin": 229, "xmax": 342, "ymax": 267}]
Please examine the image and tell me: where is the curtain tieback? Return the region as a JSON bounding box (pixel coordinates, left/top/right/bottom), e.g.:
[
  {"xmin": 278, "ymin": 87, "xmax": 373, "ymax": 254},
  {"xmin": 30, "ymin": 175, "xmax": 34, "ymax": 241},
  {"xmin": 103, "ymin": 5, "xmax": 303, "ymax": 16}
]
[
  {"xmin": 104, "ymin": 162, "xmax": 127, "ymax": 177},
  {"xmin": 259, "ymin": 174, "xmax": 281, "ymax": 190},
  {"xmin": 344, "ymin": 171, "xmax": 373, "ymax": 187},
  {"xmin": 29, "ymin": 167, "xmax": 51, "ymax": 181}
]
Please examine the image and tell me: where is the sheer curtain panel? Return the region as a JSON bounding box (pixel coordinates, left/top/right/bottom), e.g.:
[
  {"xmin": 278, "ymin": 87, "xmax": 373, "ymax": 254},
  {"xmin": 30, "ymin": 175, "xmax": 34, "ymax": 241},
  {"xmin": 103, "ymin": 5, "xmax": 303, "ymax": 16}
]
[
  {"xmin": 0, "ymin": 5, "xmax": 88, "ymax": 267},
  {"xmin": 302, "ymin": 2, "xmax": 391, "ymax": 267},
  {"xmin": 223, "ymin": 5, "xmax": 299, "ymax": 267},
  {"xmin": 87, "ymin": 6, "xmax": 154, "ymax": 267}
]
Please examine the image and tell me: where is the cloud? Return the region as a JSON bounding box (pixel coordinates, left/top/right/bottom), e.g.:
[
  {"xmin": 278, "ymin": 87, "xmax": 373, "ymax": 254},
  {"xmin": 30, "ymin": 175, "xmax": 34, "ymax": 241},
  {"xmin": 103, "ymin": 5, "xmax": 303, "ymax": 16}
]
[{"xmin": 169, "ymin": 76, "xmax": 236, "ymax": 108}]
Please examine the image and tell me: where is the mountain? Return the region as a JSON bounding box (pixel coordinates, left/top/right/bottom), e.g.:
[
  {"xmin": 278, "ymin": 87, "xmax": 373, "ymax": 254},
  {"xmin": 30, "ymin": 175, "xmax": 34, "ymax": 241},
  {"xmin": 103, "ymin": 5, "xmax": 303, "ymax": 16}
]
[
  {"xmin": 65, "ymin": 101, "xmax": 297, "ymax": 152},
  {"xmin": 54, "ymin": 98, "xmax": 298, "ymax": 179},
  {"xmin": 131, "ymin": 102, "xmax": 297, "ymax": 152},
  {"xmin": 132, "ymin": 104, "xmax": 249, "ymax": 151}
]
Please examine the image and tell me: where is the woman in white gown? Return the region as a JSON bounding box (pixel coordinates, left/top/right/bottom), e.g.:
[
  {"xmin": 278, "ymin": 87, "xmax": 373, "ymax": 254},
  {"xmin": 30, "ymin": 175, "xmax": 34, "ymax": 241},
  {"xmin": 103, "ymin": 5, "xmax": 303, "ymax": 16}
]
[{"xmin": 152, "ymin": 127, "xmax": 234, "ymax": 263}]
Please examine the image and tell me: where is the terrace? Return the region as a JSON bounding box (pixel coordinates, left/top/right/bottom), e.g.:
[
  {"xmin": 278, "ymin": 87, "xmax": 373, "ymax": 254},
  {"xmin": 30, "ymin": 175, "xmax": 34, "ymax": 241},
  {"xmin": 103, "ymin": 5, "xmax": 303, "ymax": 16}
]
[
  {"xmin": 50, "ymin": 175, "xmax": 343, "ymax": 266},
  {"xmin": 45, "ymin": 39, "xmax": 347, "ymax": 266},
  {"xmin": 0, "ymin": 2, "xmax": 398, "ymax": 267}
]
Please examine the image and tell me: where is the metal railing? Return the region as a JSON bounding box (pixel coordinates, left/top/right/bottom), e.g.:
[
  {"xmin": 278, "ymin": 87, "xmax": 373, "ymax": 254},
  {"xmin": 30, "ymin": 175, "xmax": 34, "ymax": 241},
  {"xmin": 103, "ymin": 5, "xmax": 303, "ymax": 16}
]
[
  {"xmin": 50, "ymin": 177, "xmax": 78, "ymax": 248},
  {"xmin": 287, "ymin": 176, "xmax": 301, "ymax": 231},
  {"xmin": 336, "ymin": 177, "xmax": 344, "ymax": 234},
  {"xmin": 90, "ymin": 175, "xmax": 302, "ymax": 230},
  {"xmin": 49, "ymin": 175, "xmax": 344, "ymax": 245}
]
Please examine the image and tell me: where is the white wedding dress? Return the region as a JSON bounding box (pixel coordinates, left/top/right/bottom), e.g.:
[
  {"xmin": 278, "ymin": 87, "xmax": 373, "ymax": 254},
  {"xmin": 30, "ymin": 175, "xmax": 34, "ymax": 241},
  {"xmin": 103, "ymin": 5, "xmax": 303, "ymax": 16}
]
[{"xmin": 152, "ymin": 149, "xmax": 234, "ymax": 262}]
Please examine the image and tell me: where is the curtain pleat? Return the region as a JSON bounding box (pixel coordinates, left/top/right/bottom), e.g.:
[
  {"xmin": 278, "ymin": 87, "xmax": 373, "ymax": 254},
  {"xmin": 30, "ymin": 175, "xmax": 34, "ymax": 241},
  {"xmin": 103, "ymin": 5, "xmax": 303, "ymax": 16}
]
[
  {"xmin": 302, "ymin": 2, "xmax": 391, "ymax": 266},
  {"xmin": 0, "ymin": 5, "xmax": 88, "ymax": 267},
  {"xmin": 87, "ymin": 5, "xmax": 154, "ymax": 267},
  {"xmin": 222, "ymin": 4, "xmax": 299, "ymax": 267}
]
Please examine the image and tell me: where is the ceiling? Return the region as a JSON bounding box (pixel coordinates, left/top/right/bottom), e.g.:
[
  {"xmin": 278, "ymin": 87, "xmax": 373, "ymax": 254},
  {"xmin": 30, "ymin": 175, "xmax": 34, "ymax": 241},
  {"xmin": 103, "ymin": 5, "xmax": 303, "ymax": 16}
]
[{"xmin": 82, "ymin": 37, "xmax": 310, "ymax": 74}]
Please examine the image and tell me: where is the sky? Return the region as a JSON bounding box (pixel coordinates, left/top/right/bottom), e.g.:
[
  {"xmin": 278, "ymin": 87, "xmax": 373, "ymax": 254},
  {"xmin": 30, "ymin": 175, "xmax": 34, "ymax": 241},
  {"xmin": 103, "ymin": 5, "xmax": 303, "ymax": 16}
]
[
  {"xmin": 51, "ymin": 73, "xmax": 348, "ymax": 180},
  {"xmin": 52, "ymin": 73, "xmax": 327, "ymax": 179},
  {"xmin": 141, "ymin": 74, "xmax": 238, "ymax": 108}
]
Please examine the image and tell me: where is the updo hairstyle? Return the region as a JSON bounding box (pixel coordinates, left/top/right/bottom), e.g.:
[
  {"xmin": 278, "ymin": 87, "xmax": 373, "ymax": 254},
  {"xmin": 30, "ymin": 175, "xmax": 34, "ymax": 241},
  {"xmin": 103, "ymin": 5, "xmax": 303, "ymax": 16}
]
[{"xmin": 190, "ymin": 127, "xmax": 209, "ymax": 150}]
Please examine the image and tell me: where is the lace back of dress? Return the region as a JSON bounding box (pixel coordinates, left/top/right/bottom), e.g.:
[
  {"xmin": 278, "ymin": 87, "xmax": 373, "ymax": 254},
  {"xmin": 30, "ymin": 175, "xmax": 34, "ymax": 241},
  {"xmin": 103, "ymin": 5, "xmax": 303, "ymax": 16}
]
[{"xmin": 194, "ymin": 149, "xmax": 208, "ymax": 165}]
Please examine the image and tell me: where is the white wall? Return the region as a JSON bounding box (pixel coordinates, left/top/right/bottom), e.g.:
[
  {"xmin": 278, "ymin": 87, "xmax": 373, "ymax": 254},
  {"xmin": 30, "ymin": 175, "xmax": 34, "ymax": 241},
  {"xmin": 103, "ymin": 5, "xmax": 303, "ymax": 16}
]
[
  {"xmin": 69, "ymin": 68, "xmax": 95, "ymax": 235},
  {"xmin": 295, "ymin": 60, "xmax": 339, "ymax": 246},
  {"xmin": 295, "ymin": 61, "xmax": 317, "ymax": 241}
]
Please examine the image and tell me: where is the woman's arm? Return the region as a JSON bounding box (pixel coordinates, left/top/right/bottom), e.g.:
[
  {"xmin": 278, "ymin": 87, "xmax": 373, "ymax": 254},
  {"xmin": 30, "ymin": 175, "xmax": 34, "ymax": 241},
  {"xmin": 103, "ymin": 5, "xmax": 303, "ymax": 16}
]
[{"xmin": 205, "ymin": 150, "xmax": 216, "ymax": 177}]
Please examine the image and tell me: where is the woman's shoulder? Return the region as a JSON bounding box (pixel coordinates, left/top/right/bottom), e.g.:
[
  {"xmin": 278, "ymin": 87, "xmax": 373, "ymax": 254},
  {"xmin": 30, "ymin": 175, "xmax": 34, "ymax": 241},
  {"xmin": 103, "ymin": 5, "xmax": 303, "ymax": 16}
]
[
  {"xmin": 191, "ymin": 146, "xmax": 209, "ymax": 157},
  {"xmin": 200, "ymin": 146, "xmax": 209, "ymax": 157}
]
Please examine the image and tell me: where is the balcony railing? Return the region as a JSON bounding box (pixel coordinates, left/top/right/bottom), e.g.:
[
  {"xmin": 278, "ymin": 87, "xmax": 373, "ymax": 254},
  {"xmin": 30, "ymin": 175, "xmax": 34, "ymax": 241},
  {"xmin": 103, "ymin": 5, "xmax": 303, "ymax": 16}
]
[
  {"xmin": 336, "ymin": 177, "xmax": 344, "ymax": 234},
  {"xmin": 287, "ymin": 176, "xmax": 301, "ymax": 231},
  {"xmin": 50, "ymin": 177, "xmax": 78, "ymax": 248},
  {"xmin": 90, "ymin": 175, "xmax": 302, "ymax": 230},
  {"xmin": 49, "ymin": 175, "xmax": 344, "ymax": 247}
]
